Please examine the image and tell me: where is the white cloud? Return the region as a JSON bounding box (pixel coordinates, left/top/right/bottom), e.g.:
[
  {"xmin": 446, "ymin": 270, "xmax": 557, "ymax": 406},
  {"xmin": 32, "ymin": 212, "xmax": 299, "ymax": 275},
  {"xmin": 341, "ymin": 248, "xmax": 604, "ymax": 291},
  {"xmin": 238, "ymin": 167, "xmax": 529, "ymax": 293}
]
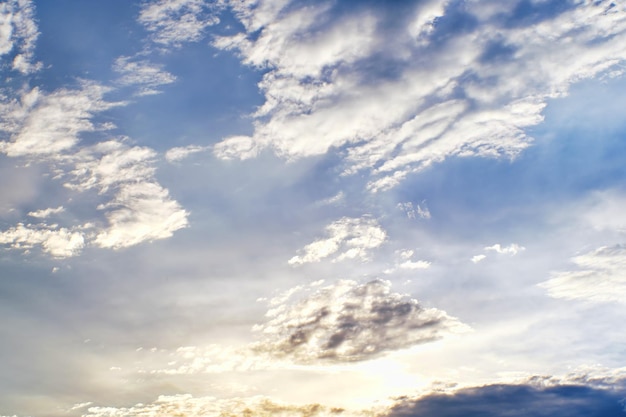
[
  {"xmin": 214, "ymin": 1, "xmax": 626, "ymax": 192},
  {"xmin": 288, "ymin": 217, "xmax": 386, "ymax": 265},
  {"xmin": 94, "ymin": 182, "xmax": 188, "ymax": 250},
  {"xmin": 113, "ymin": 56, "xmax": 176, "ymax": 95},
  {"xmin": 0, "ymin": 83, "xmax": 189, "ymax": 256},
  {"xmin": 471, "ymin": 254, "xmax": 486, "ymax": 264},
  {"xmin": 397, "ymin": 202, "xmax": 431, "ymax": 220},
  {"xmin": 484, "ymin": 243, "xmax": 525, "ymax": 256},
  {"xmin": 399, "ymin": 260, "xmax": 431, "ymax": 270},
  {"xmin": 252, "ymin": 279, "xmax": 470, "ymax": 363},
  {"xmin": 0, "ymin": 84, "xmax": 122, "ymax": 158},
  {"xmin": 27, "ymin": 206, "xmax": 65, "ymax": 218},
  {"xmin": 138, "ymin": 0, "xmax": 221, "ymax": 47},
  {"xmin": 0, "ymin": 223, "xmax": 84, "ymax": 258},
  {"xmin": 64, "ymin": 140, "xmax": 189, "ymax": 250},
  {"xmin": 0, "ymin": 0, "xmax": 40, "ymax": 74},
  {"xmin": 165, "ymin": 144, "xmax": 208, "ymax": 163},
  {"xmin": 540, "ymin": 244, "xmax": 626, "ymax": 304}
]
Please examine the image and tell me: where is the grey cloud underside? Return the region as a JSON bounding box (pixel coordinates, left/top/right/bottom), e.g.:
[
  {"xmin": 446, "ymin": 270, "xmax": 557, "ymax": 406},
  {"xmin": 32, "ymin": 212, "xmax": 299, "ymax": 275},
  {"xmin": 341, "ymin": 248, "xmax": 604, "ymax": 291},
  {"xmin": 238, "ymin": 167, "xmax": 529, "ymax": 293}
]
[
  {"xmin": 387, "ymin": 380, "xmax": 626, "ymax": 417},
  {"xmin": 214, "ymin": 0, "xmax": 626, "ymax": 191},
  {"xmin": 253, "ymin": 279, "xmax": 469, "ymax": 363}
]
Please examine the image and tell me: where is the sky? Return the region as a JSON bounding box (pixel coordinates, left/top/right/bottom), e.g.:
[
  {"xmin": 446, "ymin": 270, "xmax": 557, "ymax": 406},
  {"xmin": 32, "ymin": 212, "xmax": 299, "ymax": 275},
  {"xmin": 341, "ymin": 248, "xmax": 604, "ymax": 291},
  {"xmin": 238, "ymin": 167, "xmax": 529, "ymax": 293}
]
[{"xmin": 1, "ymin": 0, "xmax": 626, "ymax": 416}]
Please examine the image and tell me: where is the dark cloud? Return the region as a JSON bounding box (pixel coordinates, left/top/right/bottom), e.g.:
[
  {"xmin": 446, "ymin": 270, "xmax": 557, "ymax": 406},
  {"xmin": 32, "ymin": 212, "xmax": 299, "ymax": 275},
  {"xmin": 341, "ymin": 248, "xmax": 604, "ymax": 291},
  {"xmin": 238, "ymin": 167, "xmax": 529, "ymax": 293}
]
[
  {"xmin": 252, "ymin": 279, "xmax": 469, "ymax": 363},
  {"xmin": 387, "ymin": 382, "xmax": 626, "ymax": 417}
]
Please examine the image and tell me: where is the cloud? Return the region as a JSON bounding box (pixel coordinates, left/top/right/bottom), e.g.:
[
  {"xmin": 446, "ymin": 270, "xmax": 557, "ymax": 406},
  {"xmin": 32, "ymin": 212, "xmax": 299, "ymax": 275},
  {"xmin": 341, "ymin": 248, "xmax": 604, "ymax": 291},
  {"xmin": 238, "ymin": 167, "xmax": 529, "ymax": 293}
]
[
  {"xmin": 470, "ymin": 254, "xmax": 486, "ymax": 264},
  {"xmin": 252, "ymin": 279, "xmax": 470, "ymax": 363},
  {"xmin": 288, "ymin": 217, "xmax": 387, "ymax": 265},
  {"xmin": 81, "ymin": 394, "xmax": 370, "ymax": 417},
  {"xmin": 138, "ymin": 0, "xmax": 221, "ymax": 47},
  {"xmin": 539, "ymin": 244, "xmax": 626, "ymax": 304},
  {"xmin": 27, "ymin": 206, "xmax": 65, "ymax": 218},
  {"xmin": 0, "ymin": 223, "xmax": 84, "ymax": 258},
  {"xmin": 0, "ymin": 0, "xmax": 40, "ymax": 74},
  {"xmin": 385, "ymin": 380, "xmax": 626, "ymax": 417},
  {"xmin": 0, "ymin": 83, "xmax": 188, "ymax": 256},
  {"xmin": 113, "ymin": 56, "xmax": 177, "ymax": 96},
  {"xmin": 165, "ymin": 144, "xmax": 209, "ymax": 163},
  {"xmin": 484, "ymin": 243, "xmax": 525, "ymax": 256},
  {"xmin": 0, "ymin": 84, "xmax": 122, "ymax": 158},
  {"xmin": 213, "ymin": 1, "xmax": 626, "ymax": 191},
  {"xmin": 397, "ymin": 202, "xmax": 431, "ymax": 220}
]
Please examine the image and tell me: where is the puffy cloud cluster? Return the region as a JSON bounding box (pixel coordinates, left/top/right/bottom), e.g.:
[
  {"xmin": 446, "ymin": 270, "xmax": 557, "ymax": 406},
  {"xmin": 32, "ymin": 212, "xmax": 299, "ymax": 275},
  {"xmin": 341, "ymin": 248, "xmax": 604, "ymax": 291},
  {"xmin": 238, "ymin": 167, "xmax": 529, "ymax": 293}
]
[
  {"xmin": 0, "ymin": 84, "xmax": 188, "ymax": 257},
  {"xmin": 0, "ymin": 0, "xmax": 40, "ymax": 73},
  {"xmin": 540, "ymin": 244, "xmax": 626, "ymax": 304},
  {"xmin": 138, "ymin": 0, "xmax": 221, "ymax": 47},
  {"xmin": 213, "ymin": 0, "xmax": 626, "ymax": 191},
  {"xmin": 81, "ymin": 394, "xmax": 370, "ymax": 417},
  {"xmin": 253, "ymin": 279, "xmax": 469, "ymax": 363},
  {"xmin": 0, "ymin": 222, "xmax": 84, "ymax": 258},
  {"xmin": 288, "ymin": 217, "xmax": 387, "ymax": 265}
]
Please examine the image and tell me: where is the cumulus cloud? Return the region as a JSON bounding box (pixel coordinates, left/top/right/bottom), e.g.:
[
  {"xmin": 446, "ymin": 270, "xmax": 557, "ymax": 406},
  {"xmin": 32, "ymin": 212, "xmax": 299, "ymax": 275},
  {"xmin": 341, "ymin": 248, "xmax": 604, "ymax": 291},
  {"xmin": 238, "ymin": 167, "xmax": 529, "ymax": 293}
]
[
  {"xmin": 540, "ymin": 244, "xmax": 626, "ymax": 304},
  {"xmin": 213, "ymin": 0, "xmax": 626, "ymax": 191},
  {"xmin": 0, "ymin": 0, "xmax": 40, "ymax": 74},
  {"xmin": 81, "ymin": 394, "xmax": 369, "ymax": 417},
  {"xmin": 288, "ymin": 217, "xmax": 387, "ymax": 265},
  {"xmin": 113, "ymin": 56, "xmax": 177, "ymax": 96},
  {"xmin": 252, "ymin": 279, "xmax": 470, "ymax": 363},
  {"xmin": 138, "ymin": 0, "xmax": 221, "ymax": 47},
  {"xmin": 165, "ymin": 144, "xmax": 209, "ymax": 163}
]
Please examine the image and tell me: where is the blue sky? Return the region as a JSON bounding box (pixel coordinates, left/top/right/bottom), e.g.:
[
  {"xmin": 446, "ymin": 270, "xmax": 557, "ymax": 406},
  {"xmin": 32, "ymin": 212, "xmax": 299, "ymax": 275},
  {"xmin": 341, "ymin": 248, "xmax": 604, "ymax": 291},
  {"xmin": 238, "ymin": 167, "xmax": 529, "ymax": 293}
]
[{"xmin": 1, "ymin": 0, "xmax": 626, "ymax": 416}]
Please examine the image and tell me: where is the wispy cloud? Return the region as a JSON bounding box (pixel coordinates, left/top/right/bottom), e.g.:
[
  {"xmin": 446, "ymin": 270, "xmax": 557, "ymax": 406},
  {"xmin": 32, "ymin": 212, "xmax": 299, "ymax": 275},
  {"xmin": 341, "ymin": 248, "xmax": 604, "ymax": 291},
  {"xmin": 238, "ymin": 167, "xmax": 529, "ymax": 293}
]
[
  {"xmin": 288, "ymin": 217, "xmax": 387, "ymax": 265},
  {"xmin": 165, "ymin": 144, "xmax": 209, "ymax": 163},
  {"xmin": 540, "ymin": 244, "xmax": 626, "ymax": 304},
  {"xmin": 213, "ymin": 0, "xmax": 626, "ymax": 191},
  {"xmin": 138, "ymin": 0, "xmax": 221, "ymax": 47},
  {"xmin": 0, "ymin": 0, "xmax": 40, "ymax": 74},
  {"xmin": 252, "ymin": 279, "xmax": 469, "ymax": 363},
  {"xmin": 0, "ymin": 84, "xmax": 122, "ymax": 158},
  {"xmin": 0, "ymin": 83, "xmax": 188, "ymax": 256},
  {"xmin": 113, "ymin": 56, "xmax": 177, "ymax": 96},
  {"xmin": 27, "ymin": 206, "xmax": 65, "ymax": 219}
]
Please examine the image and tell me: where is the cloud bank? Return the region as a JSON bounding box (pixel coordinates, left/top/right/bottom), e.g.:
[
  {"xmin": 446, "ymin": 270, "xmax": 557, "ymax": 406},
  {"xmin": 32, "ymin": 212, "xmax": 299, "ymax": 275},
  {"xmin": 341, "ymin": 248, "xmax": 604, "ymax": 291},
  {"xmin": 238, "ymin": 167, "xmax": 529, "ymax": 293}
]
[{"xmin": 213, "ymin": 0, "xmax": 626, "ymax": 191}]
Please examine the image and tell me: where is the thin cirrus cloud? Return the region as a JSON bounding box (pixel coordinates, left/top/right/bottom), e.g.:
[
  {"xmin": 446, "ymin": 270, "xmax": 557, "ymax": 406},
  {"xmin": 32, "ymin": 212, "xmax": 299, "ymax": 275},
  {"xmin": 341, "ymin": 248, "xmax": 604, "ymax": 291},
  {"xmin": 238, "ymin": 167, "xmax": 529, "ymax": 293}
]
[
  {"xmin": 137, "ymin": 0, "xmax": 221, "ymax": 47},
  {"xmin": 288, "ymin": 216, "xmax": 387, "ymax": 265},
  {"xmin": 212, "ymin": 0, "xmax": 626, "ymax": 192},
  {"xmin": 252, "ymin": 279, "xmax": 470, "ymax": 363},
  {"xmin": 113, "ymin": 56, "xmax": 177, "ymax": 96},
  {"xmin": 540, "ymin": 244, "xmax": 626, "ymax": 304}
]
